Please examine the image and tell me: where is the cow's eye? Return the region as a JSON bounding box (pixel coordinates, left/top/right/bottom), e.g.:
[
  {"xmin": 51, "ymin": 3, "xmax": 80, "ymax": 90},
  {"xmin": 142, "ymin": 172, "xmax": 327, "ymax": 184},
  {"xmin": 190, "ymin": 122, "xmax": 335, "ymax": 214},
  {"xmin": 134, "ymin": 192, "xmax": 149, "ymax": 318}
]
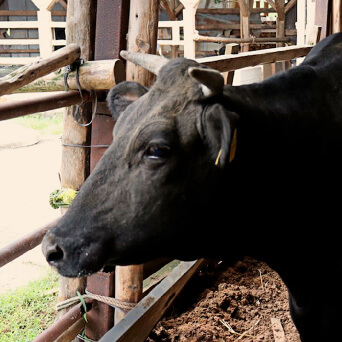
[{"xmin": 145, "ymin": 145, "xmax": 172, "ymax": 160}]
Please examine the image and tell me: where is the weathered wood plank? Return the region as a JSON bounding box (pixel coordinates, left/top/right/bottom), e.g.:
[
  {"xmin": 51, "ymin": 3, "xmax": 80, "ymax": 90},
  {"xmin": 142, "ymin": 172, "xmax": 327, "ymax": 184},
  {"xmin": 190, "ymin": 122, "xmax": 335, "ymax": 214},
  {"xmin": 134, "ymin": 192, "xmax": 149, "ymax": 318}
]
[
  {"xmin": 0, "ymin": 44, "xmax": 80, "ymax": 96},
  {"xmin": 125, "ymin": 0, "xmax": 160, "ymax": 86},
  {"xmin": 332, "ymin": 0, "xmax": 342, "ymax": 33},
  {"xmin": 14, "ymin": 59, "xmax": 125, "ymax": 93},
  {"xmin": 197, "ymin": 45, "xmax": 312, "ymax": 72},
  {"xmin": 58, "ymin": 1, "xmax": 96, "ymax": 335},
  {"xmin": 101, "ymin": 260, "xmax": 205, "ymax": 342}
]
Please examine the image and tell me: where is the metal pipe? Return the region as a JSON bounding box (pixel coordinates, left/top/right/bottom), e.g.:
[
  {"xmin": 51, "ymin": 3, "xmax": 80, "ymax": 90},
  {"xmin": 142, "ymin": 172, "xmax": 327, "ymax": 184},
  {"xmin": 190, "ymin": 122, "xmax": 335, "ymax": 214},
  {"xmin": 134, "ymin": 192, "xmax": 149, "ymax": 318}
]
[
  {"xmin": 0, "ymin": 218, "xmax": 59, "ymax": 268},
  {"xmin": 32, "ymin": 303, "xmax": 91, "ymax": 342},
  {"xmin": 0, "ymin": 90, "xmax": 91, "ymax": 121}
]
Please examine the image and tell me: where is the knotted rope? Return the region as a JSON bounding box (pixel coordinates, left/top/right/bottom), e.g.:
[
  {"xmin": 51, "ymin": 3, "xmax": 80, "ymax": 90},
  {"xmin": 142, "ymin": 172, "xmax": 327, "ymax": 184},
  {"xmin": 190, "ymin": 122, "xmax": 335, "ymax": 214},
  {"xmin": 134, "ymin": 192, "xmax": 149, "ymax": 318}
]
[{"xmin": 57, "ymin": 289, "xmax": 136, "ymax": 313}]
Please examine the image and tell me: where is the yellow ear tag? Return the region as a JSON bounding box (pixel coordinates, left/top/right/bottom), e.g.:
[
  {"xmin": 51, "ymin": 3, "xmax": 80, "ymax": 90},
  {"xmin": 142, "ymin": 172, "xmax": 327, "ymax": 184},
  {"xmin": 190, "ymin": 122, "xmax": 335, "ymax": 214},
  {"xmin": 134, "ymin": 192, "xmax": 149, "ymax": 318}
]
[
  {"xmin": 214, "ymin": 129, "xmax": 237, "ymax": 166},
  {"xmin": 229, "ymin": 129, "xmax": 237, "ymax": 163},
  {"xmin": 215, "ymin": 149, "xmax": 222, "ymax": 166}
]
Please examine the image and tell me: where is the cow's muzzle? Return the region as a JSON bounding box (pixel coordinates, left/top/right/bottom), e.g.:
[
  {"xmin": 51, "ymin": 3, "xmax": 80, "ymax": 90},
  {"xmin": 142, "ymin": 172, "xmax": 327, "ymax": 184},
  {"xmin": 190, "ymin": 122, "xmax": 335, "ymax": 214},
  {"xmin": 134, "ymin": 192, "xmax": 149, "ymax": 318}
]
[
  {"xmin": 42, "ymin": 230, "xmax": 67, "ymax": 270},
  {"xmin": 42, "ymin": 229, "xmax": 106, "ymax": 278}
]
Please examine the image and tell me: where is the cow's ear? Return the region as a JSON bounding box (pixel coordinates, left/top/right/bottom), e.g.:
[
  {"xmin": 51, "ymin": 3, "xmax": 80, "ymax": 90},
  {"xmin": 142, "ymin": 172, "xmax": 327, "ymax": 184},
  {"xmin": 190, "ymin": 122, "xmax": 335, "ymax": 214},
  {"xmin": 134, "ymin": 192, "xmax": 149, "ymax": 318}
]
[
  {"xmin": 203, "ymin": 104, "xmax": 238, "ymax": 167},
  {"xmin": 188, "ymin": 67, "xmax": 224, "ymax": 97},
  {"xmin": 107, "ymin": 81, "xmax": 148, "ymax": 120}
]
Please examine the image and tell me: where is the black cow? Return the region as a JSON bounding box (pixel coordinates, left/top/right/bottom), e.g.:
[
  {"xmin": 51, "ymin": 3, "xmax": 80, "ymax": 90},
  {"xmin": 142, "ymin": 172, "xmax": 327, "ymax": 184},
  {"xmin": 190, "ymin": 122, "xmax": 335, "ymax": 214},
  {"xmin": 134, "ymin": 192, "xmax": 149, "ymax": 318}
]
[{"xmin": 42, "ymin": 32, "xmax": 342, "ymax": 341}]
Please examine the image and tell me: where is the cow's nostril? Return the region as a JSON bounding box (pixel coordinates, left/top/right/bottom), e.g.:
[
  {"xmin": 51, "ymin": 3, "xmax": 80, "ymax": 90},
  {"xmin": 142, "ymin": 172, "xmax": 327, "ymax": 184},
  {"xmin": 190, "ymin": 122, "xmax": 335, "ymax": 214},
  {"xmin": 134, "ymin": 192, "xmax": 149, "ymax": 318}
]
[{"xmin": 46, "ymin": 244, "xmax": 64, "ymax": 264}]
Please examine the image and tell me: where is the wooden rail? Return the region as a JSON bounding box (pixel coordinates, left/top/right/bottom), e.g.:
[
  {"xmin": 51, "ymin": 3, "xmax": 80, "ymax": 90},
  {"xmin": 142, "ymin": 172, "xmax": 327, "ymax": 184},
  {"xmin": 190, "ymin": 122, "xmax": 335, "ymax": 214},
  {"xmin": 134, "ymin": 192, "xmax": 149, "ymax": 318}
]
[
  {"xmin": 0, "ymin": 44, "xmax": 80, "ymax": 96},
  {"xmin": 100, "ymin": 260, "xmax": 205, "ymax": 342},
  {"xmin": 197, "ymin": 45, "xmax": 312, "ymax": 72}
]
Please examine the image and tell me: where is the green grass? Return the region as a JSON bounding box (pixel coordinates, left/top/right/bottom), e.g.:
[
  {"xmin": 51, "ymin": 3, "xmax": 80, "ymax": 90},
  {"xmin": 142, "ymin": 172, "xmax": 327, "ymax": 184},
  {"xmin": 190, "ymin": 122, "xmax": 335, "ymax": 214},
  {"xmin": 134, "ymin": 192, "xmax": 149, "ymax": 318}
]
[
  {"xmin": 0, "ymin": 269, "xmax": 59, "ymax": 342},
  {"xmin": 13, "ymin": 111, "xmax": 64, "ymax": 136}
]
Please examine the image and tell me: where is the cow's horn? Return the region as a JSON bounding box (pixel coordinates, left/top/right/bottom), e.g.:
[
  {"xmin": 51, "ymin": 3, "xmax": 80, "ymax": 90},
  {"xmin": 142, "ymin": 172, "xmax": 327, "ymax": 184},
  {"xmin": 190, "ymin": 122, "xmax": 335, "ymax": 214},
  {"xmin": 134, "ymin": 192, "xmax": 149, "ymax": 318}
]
[
  {"xmin": 120, "ymin": 51, "xmax": 168, "ymax": 75},
  {"xmin": 188, "ymin": 67, "xmax": 224, "ymax": 97}
]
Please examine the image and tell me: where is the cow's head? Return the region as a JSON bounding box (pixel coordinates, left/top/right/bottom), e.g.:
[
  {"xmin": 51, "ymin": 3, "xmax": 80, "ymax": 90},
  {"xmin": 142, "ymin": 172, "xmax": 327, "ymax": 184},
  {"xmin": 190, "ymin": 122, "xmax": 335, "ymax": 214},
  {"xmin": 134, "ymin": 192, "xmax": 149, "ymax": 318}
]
[{"xmin": 42, "ymin": 53, "xmax": 239, "ymax": 277}]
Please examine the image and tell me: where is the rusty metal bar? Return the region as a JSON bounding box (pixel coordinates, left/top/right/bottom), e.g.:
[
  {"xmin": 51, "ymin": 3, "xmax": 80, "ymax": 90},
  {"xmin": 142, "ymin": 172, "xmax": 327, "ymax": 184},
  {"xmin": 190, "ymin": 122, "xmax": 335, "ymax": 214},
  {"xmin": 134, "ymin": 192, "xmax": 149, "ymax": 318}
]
[
  {"xmin": 83, "ymin": 0, "xmax": 130, "ymax": 339},
  {"xmin": 0, "ymin": 90, "xmax": 91, "ymax": 121},
  {"xmin": 86, "ymin": 272, "xmax": 115, "ymax": 340},
  {"xmin": 33, "ymin": 303, "xmax": 91, "ymax": 342},
  {"xmin": 0, "ymin": 218, "xmax": 59, "ymax": 268}
]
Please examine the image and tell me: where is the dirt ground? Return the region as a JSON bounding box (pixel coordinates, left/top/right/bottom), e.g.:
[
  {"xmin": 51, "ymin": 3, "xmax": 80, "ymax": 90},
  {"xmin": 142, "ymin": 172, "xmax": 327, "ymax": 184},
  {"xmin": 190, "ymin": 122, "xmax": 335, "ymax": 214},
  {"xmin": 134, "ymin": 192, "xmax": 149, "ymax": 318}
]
[
  {"xmin": 0, "ymin": 120, "xmax": 62, "ymax": 293},
  {"xmin": 147, "ymin": 257, "xmax": 301, "ymax": 342}
]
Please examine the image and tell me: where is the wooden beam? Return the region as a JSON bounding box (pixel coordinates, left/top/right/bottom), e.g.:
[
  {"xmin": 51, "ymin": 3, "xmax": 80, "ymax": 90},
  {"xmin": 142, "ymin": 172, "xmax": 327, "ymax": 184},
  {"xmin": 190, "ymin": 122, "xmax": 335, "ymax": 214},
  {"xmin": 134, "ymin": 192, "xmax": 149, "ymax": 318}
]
[
  {"xmin": 170, "ymin": 0, "xmax": 179, "ymax": 57},
  {"xmin": 274, "ymin": 0, "xmax": 286, "ymax": 44},
  {"xmin": 58, "ymin": 0, "xmax": 96, "ymax": 329},
  {"xmin": 51, "ymin": 10, "xmax": 67, "ymax": 16},
  {"xmin": 59, "ymin": 0, "xmax": 68, "ymax": 10},
  {"xmin": 114, "ymin": 0, "xmax": 160, "ymax": 325},
  {"xmin": 101, "ymin": 260, "xmax": 205, "ymax": 342},
  {"xmin": 15, "ymin": 59, "xmax": 125, "ymax": 93},
  {"xmin": 265, "ymin": 0, "xmax": 277, "ymax": 10},
  {"xmin": 175, "ymin": 3, "xmax": 184, "ymax": 17},
  {"xmin": 0, "ymin": 10, "xmax": 37, "ymax": 16},
  {"xmin": 0, "ymin": 44, "xmax": 80, "ymax": 96},
  {"xmin": 47, "ymin": 0, "xmax": 60, "ymax": 10},
  {"xmin": 284, "ymin": 0, "xmax": 296, "ymax": 14},
  {"xmin": 115, "ymin": 265, "xmax": 144, "ymax": 324},
  {"xmin": 125, "ymin": 0, "xmax": 160, "ymax": 85},
  {"xmin": 238, "ymin": 0, "xmax": 251, "ymax": 52},
  {"xmin": 196, "ymin": 45, "xmax": 312, "ymax": 72},
  {"xmin": 332, "ymin": 0, "xmax": 342, "ymax": 33},
  {"xmin": 160, "ymin": 0, "xmax": 176, "ymax": 20}
]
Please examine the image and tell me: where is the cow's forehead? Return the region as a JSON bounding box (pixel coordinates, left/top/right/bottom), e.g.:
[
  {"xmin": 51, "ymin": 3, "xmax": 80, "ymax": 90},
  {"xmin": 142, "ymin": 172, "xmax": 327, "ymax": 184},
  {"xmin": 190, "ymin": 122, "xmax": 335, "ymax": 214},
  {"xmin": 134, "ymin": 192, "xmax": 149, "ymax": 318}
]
[{"xmin": 112, "ymin": 57, "xmax": 207, "ymax": 147}]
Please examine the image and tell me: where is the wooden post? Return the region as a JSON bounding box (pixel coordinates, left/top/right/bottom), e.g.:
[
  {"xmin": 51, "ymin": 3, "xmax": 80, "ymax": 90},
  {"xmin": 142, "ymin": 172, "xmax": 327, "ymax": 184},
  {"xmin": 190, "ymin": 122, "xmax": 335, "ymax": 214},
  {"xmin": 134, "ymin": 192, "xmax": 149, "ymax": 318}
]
[
  {"xmin": 274, "ymin": 0, "xmax": 285, "ymax": 48},
  {"xmin": 170, "ymin": 0, "xmax": 180, "ymax": 58},
  {"xmin": 114, "ymin": 0, "xmax": 160, "ymax": 325},
  {"xmin": 332, "ymin": 0, "xmax": 342, "ymax": 33},
  {"xmin": 179, "ymin": 0, "xmax": 201, "ymax": 59},
  {"xmin": 125, "ymin": 0, "xmax": 160, "ymax": 86},
  {"xmin": 58, "ymin": 0, "xmax": 96, "ymax": 335},
  {"xmin": 238, "ymin": 0, "xmax": 251, "ymax": 52}
]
